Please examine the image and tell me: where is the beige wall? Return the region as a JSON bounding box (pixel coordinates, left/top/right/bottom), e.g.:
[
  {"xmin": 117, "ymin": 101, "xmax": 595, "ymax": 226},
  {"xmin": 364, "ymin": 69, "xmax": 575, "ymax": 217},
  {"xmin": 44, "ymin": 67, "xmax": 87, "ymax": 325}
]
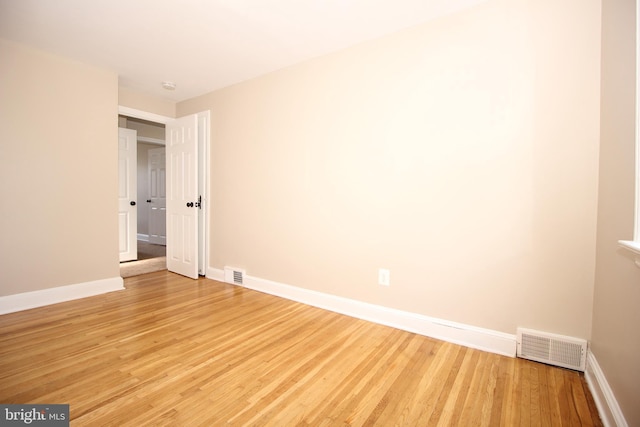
[
  {"xmin": 119, "ymin": 87, "xmax": 176, "ymax": 118},
  {"xmin": 0, "ymin": 39, "xmax": 119, "ymax": 296},
  {"xmin": 592, "ymin": 0, "xmax": 640, "ymax": 425},
  {"xmin": 178, "ymin": 0, "xmax": 601, "ymax": 338}
]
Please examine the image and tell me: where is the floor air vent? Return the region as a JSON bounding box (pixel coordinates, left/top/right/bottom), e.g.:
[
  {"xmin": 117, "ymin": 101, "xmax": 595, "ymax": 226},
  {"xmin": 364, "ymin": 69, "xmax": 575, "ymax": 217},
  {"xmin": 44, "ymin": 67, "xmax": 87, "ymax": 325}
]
[
  {"xmin": 516, "ymin": 328, "xmax": 587, "ymax": 371},
  {"xmin": 224, "ymin": 267, "xmax": 245, "ymax": 285}
]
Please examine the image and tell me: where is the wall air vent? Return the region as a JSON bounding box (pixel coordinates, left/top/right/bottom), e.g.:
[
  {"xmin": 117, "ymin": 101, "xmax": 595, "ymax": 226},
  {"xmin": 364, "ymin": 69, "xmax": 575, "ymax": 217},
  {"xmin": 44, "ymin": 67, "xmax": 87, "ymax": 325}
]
[
  {"xmin": 224, "ymin": 267, "xmax": 245, "ymax": 285},
  {"xmin": 516, "ymin": 328, "xmax": 587, "ymax": 371}
]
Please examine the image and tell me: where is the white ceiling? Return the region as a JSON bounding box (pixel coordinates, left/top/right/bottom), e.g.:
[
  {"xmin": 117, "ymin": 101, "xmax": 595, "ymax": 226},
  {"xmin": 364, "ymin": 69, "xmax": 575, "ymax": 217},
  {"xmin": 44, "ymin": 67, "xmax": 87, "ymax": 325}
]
[{"xmin": 0, "ymin": 0, "xmax": 485, "ymax": 102}]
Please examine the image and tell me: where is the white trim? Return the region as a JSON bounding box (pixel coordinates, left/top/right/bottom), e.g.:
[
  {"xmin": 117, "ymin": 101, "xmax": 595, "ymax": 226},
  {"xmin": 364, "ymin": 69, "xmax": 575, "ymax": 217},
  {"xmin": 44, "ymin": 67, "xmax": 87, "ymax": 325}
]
[
  {"xmin": 137, "ymin": 136, "xmax": 165, "ymax": 145},
  {"xmin": 0, "ymin": 277, "xmax": 125, "ymax": 315},
  {"xmin": 618, "ymin": 0, "xmax": 640, "ymax": 263},
  {"xmin": 617, "ymin": 240, "xmax": 640, "ymax": 268},
  {"xmin": 206, "ymin": 268, "xmax": 516, "ymax": 357},
  {"xmin": 198, "ymin": 111, "xmax": 211, "ymax": 277},
  {"xmin": 635, "ymin": 0, "xmax": 640, "ymax": 242},
  {"xmin": 618, "ymin": 240, "xmax": 640, "ymax": 255},
  {"xmin": 137, "ymin": 233, "xmax": 150, "ymax": 242},
  {"xmin": 118, "ymin": 106, "xmax": 173, "ymax": 124},
  {"xmin": 207, "ymin": 266, "xmax": 225, "ymax": 282},
  {"xmin": 585, "ymin": 351, "xmax": 629, "ymax": 427}
]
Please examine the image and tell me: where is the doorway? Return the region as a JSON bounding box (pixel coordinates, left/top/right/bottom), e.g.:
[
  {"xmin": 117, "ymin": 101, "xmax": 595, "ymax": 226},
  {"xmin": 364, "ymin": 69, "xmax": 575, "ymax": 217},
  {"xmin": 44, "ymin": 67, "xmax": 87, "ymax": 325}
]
[
  {"xmin": 119, "ymin": 115, "xmax": 167, "ymax": 277},
  {"xmin": 117, "ymin": 106, "xmax": 210, "ymax": 279}
]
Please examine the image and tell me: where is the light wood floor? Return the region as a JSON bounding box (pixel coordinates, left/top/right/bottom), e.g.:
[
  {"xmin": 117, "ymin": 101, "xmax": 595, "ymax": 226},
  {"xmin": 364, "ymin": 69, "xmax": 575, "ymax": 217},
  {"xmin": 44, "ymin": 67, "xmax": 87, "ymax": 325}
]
[{"xmin": 0, "ymin": 271, "xmax": 602, "ymax": 426}]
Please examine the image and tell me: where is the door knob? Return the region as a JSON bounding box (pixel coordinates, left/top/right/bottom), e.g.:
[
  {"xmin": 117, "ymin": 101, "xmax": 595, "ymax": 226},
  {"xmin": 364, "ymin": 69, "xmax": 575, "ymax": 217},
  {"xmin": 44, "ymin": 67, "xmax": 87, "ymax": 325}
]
[
  {"xmin": 130, "ymin": 201, "xmax": 136, "ymax": 206},
  {"xmin": 186, "ymin": 202, "xmax": 194, "ymax": 207},
  {"xmin": 146, "ymin": 199, "xmax": 151, "ymax": 203}
]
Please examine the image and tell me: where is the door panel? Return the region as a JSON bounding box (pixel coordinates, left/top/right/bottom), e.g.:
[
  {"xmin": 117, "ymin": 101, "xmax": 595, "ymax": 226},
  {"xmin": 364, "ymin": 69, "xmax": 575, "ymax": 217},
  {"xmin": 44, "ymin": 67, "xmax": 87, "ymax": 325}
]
[
  {"xmin": 148, "ymin": 147, "xmax": 166, "ymax": 245},
  {"xmin": 118, "ymin": 128, "xmax": 137, "ymax": 262},
  {"xmin": 166, "ymin": 115, "xmax": 199, "ymax": 279}
]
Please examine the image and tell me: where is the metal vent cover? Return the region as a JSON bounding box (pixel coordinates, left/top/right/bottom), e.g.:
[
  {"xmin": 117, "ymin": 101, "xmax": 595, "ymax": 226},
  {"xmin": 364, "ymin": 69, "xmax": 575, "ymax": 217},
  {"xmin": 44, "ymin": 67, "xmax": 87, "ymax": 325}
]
[
  {"xmin": 516, "ymin": 328, "xmax": 586, "ymax": 371},
  {"xmin": 224, "ymin": 267, "xmax": 245, "ymax": 285}
]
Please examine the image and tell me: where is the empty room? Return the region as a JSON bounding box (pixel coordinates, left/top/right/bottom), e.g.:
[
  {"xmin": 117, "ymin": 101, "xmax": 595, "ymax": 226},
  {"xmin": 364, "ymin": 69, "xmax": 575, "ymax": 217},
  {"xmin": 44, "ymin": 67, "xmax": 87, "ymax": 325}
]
[{"xmin": 0, "ymin": 0, "xmax": 638, "ymax": 425}]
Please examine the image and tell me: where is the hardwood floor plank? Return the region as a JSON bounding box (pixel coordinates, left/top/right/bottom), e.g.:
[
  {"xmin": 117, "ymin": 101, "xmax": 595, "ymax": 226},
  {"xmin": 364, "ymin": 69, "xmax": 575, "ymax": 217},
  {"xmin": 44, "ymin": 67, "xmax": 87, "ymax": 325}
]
[
  {"xmin": 531, "ymin": 364, "xmax": 542, "ymax": 426},
  {"xmin": 456, "ymin": 350, "xmax": 490, "ymax": 426},
  {"xmin": 304, "ymin": 328, "xmax": 415, "ymax": 424},
  {"xmin": 0, "ymin": 272, "xmax": 603, "ymax": 426},
  {"xmin": 439, "ymin": 347, "xmax": 479, "ymax": 426},
  {"xmin": 478, "ymin": 356, "xmax": 500, "ymax": 426},
  {"xmin": 537, "ymin": 360, "xmax": 553, "ymax": 426},
  {"xmin": 568, "ymin": 372, "xmax": 595, "ymax": 427},
  {"xmin": 425, "ymin": 344, "xmax": 467, "ymax": 425},
  {"xmin": 490, "ymin": 354, "xmax": 511, "ymax": 425},
  {"xmin": 367, "ymin": 338, "xmax": 439, "ymax": 425},
  {"xmin": 553, "ymin": 365, "xmax": 572, "ymax": 425},
  {"xmin": 318, "ymin": 332, "xmax": 420, "ymax": 426},
  {"xmin": 519, "ymin": 361, "xmax": 531, "ymax": 427},
  {"xmin": 563, "ymin": 368, "xmax": 587, "ymax": 426}
]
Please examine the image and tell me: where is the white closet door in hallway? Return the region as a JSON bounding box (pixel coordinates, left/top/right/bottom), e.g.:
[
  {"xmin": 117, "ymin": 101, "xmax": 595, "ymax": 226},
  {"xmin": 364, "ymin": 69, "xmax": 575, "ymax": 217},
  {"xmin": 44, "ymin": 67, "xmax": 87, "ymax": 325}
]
[{"xmin": 148, "ymin": 147, "xmax": 166, "ymax": 245}]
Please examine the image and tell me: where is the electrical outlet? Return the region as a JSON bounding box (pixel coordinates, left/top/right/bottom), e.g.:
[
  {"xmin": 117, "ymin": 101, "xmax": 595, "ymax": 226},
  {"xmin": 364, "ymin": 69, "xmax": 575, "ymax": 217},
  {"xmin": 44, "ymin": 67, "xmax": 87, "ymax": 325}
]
[{"xmin": 378, "ymin": 269, "xmax": 390, "ymax": 286}]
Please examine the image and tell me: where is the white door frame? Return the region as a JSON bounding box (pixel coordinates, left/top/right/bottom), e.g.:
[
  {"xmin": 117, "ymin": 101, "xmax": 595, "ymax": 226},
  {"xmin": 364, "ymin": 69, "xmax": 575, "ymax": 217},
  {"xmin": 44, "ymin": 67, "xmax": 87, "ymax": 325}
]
[
  {"xmin": 197, "ymin": 111, "xmax": 210, "ymax": 276},
  {"xmin": 118, "ymin": 106, "xmax": 211, "ymax": 276}
]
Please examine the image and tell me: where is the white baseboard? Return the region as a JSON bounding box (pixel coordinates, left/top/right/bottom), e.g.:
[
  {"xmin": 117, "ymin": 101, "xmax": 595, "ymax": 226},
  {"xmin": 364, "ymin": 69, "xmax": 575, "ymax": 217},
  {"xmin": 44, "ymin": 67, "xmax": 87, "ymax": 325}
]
[
  {"xmin": 206, "ymin": 268, "xmax": 516, "ymax": 357},
  {"xmin": 585, "ymin": 351, "xmax": 628, "ymax": 427},
  {"xmin": 137, "ymin": 233, "xmax": 150, "ymax": 242},
  {"xmin": 0, "ymin": 277, "xmax": 125, "ymax": 315},
  {"xmin": 206, "ymin": 266, "xmax": 225, "ymax": 282}
]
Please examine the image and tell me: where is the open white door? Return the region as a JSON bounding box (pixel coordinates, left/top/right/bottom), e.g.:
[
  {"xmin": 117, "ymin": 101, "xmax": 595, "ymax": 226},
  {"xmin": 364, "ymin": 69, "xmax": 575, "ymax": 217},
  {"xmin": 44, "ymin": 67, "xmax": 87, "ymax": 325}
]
[
  {"xmin": 166, "ymin": 114, "xmax": 199, "ymax": 279},
  {"xmin": 148, "ymin": 147, "xmax": 166, "ymax": 245},
  {"xmin": 118, "ymin": 128, "xmax": 137, "ymax": 262}
]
